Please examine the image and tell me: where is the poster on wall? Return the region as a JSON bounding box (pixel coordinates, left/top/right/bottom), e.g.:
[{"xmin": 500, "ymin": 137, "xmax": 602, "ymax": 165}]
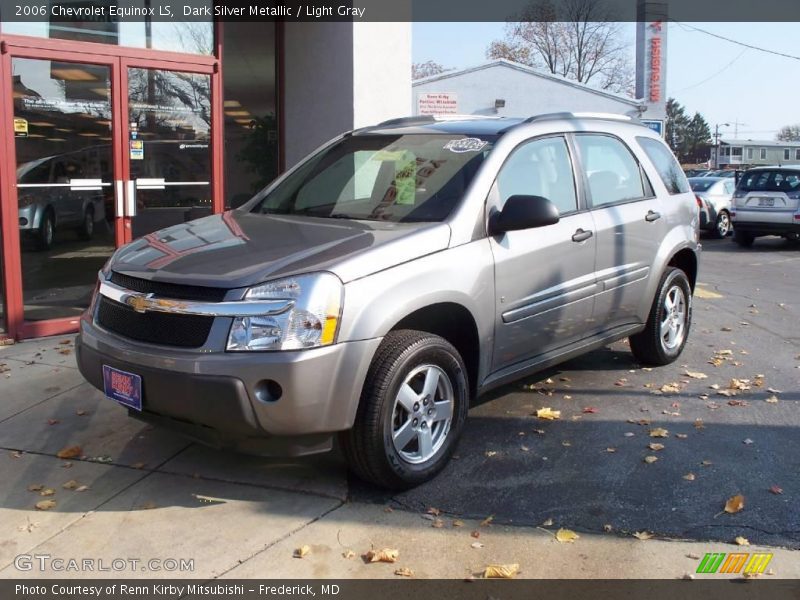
[{"xmin": 417, "ymin": 93, "xmax": 458, "ymax": 116}]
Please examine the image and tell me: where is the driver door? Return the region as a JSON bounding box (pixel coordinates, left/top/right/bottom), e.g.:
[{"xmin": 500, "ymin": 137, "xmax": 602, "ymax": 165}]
[{"xmin": 489, "ymin": 136, "xmax": 598, "ymax": 372}]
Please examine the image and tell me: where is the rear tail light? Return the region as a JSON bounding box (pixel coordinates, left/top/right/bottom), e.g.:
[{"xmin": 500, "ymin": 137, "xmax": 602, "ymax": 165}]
[
  {"xmin": 695, "ymin": 195, "xmax": 703, "ymax": 208},
  {"xmin": 730, "ymin": 212, "xmax": 736, "ymax": 217}
]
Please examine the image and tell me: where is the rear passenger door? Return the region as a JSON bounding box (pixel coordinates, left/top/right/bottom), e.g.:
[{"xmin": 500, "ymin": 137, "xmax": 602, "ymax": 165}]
[
  {"xmin": 573, "ymin": 134, "xmax": 665, "ymax": 329},
  {"xmin": 489, "ymin": 136, "xmax": 598, "ymax": 372}
]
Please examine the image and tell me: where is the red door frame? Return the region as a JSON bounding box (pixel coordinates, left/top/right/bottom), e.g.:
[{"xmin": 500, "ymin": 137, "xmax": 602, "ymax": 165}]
[{"xmin": 0, "ymin": 33, "xmax": 223, "ymax": 340}]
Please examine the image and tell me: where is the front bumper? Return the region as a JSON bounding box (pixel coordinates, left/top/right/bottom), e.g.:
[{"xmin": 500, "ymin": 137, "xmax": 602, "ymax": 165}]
[
  {"xmin": 731, "ymin": 219, "xmax": 800, "ymax": 236},
  {"xmin": 77, "ymin": 317, "xmax": 381, "ymax": 456}
]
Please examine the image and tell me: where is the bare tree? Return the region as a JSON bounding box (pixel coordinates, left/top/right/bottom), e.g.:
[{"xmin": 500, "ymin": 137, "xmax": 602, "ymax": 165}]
[
  {"xmin": 412, "ymin": 60, "xmax": 452, "ymax": 80},
  {"xmin": 776, "ymin": 124, "xmax": 800, "ymax": 142},
  {"xmin": 486, "ymin": 0, "xmax": 634, "ymax": 95}
]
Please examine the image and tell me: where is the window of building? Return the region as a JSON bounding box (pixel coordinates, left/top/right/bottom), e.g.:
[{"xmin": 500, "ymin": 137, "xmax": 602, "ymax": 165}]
[
  {"xmin": 747, "ymin": 147, "xmax": 754, "ymax": 160},
  {"xmin": 732, "ymin": 147, "xmax": 743, "ymax": 157},
  {"xmin": 785, "ymin": 149, "xmax": 791, "ymax": 161},
  {"xmin": 575, "ymin": 135, "xmax": 645, "ymax": 207},
  {"xmin": 637, "ymin": 137, "xmax": 690, "ymax": 194},
  {"xmin": 760, "ymin": 148, "xmax": 767, "ymax": 160},
  {"xmin": 497, "ymin": 136, "xmax": 577, "ymax": 215},
  {"xmin": 796, "ymin": 149, "xmax": 800, "ymax": 161}
]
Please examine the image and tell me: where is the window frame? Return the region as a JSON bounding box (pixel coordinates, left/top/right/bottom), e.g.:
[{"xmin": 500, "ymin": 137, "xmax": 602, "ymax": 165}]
[
  {"xmin": 760, "ymin": 148, "xmax": 767, "ymax": 160},
  {"xmin": 784, "ymin": 148, "xmax": 791, "ymax": 161},
  {"xmin": 489, "ymin": 133, "xmax": 584, "ymax": 220},
  {"xmin": 571, "ymin": 132, "xmax": 655, "ymax": 210},
  {"xmin": 746, "ymin": 147, "xmax": 754, "ymax": 160},
  {"xmin": 796, "ymin": 149, "xmax": 800, "ymax": 161}
]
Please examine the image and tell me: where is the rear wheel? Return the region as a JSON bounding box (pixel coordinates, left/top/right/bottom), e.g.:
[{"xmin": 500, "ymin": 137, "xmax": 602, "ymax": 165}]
[
  {"xmin": 629, "ymin": 267, "xmax": 692, "ymax": 366},
  {"xmin": 341, "ymin": 330, "xmax": 468, "ymax": 489},
  {"xmin": 713, "ymin": 210, "xmax": 731, "ymax": 239},
  {"xmin": 733, "ymin": 230, "xmax": 755, "ymax": 247},
  {"xmin": 37, "ymin": 210, "xmax": 55, "ymax": 251},
  {"xmin": 77, "ymin": 205, "xmax": 95, "ymax": 240}
]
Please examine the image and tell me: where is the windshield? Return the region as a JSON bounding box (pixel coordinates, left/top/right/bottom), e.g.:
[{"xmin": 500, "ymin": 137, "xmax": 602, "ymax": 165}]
[
  {"xmin": 249, "ymin": 134, "xmax": 494, "ymax": 222},
  {"xmin": 689, "ymin": 178, "xmax": 715, "ymax": 192},
  {"xmin": 738, "ymin": 170, "xmax": 800, "ymax": 192}
]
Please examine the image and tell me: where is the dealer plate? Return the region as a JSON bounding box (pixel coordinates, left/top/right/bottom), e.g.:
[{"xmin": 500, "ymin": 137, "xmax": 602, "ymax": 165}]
[{"xmin": 102, "ymin": 365, "xmax": 142, "ymax": 411}]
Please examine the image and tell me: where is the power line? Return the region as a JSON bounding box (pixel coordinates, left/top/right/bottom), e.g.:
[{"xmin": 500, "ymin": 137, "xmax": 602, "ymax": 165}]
[
  {"xmin": 672, "ymin": 48, "xmax": 748, "ymax": 93},
  {"xmin": 672, "ymin": 22, "xmax": 800, "ymax": 61}
]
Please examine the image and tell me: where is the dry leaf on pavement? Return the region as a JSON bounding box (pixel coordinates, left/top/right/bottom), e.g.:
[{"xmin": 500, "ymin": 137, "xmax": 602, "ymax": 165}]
[
  {"xmin": 27, "ymin": 484, "xmax": 44, "ymax": 492},
  {"xmin": 452, "ymin": 519, "xmax": 464, "ymax": 528},
  {"xmin": 293, "ymin": 545, "xmax": 311, "ymax": 558},
  {"xmin": 470, "ymin": 541, "xmax": 484, "ymax": 549},
  {"xmin": 342, "ymin": 550, "xmax": 356, "ymax": 559},
  {"xmin": 62, "ymin": 480, "xmax": 80, "ymax": 490},
  {"xmin": 724, "ymin": 494, "xmax": 745, "ymax": 514},
  {"xmin": 483, "ymin": 563, "xmax": 520, "ymax": 579},
  {"xmin": 542, "ymin": 518, "xmax": 554, "ymax": 526},
  {"xmin": 39, "ymin": 488, "xmax": 55, "ymax": 497},
  {"xmin": 683, "ymin": 473, "xmax": 696, "ymax": 481},
  {"xmin": 480, "ymin": 515, "xmax": 494, "ymax": 527},
  {"xmin": 582, "ymin": 406, "xmax": 598, "ymax": 414},
  {"xmin": 766, "ymin": 396, "xmax": 779, "ymax": 404},
  {"xmin": 633, "ymin": 531, "xmax": 653, "ymax": 540},
  {"xmin": 660, "ymin": 383, "xmax": 682, "ymax": 394},
  {"xmin": 684, "ymin": 371, "xmax": 708, "ymax": 380},
  {"xmin": 643, "ymin": 456, "xmax": 658, "ymax": 464},
  {"xmin": 35, "ymin": 499, "xmax": 56, "ymax": 511},
  {"xmin": 769, "ymin": 485, "xmax": 783, "ymax": 495},
  {"xmin": 648, "ymin": 443, "xmax": 665, "ymax": 451},
  {"xmin": 649, "ymin": 428, "xmax": 669, "ymax": 438},
  {"xmin": 735, "ymin": 536, "xmax": 750, "ymax": 546},
  {"xmin": 365, "ymin": 548, "xmax": 399, "ymax": 563},
  {"xmin": 431, "ymin": 518, "xmax": 444, "ymax": 529},
  {"xmin": 56, "ymin": 446, "xmax": 82, "ymax": 459},
  {"xmin": 394, "ymin": 567, "xmax": 414, "ymax": 577},
  {"xmin": 426, "ymin": 507, "xmax": 441, "ymax": 516},
  {"xmin": 535, "ymin": 407, "xmax": 560, "ymax": 420},
  {"xmin": 555, "ymin": 528, "xmax": 579, "ymax": 543}
]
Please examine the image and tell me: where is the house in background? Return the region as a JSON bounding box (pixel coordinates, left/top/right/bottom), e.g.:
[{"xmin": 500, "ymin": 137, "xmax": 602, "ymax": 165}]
[
  {"xmin": 713, "ymin": 139, "xmax": 800, "ymax": 169},
  {"xmin": 413, "ymin": 59, "xmax": 644, "ymax": 121}
]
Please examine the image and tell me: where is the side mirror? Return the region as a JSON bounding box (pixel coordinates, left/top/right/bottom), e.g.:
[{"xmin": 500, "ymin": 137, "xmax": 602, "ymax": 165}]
[{"xmin": 490, "ymin": 195, "xmax": 560, "ymax": 235}]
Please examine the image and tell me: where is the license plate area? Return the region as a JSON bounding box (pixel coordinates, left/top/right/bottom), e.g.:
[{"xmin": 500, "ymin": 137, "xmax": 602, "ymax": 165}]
[
  {"xmin": 102, "ymin": 365, "xmax": 142, "ymax": 411},
  {"xmin": 758, "ymin": 197, "xmax": 775, "ymax": 207}
]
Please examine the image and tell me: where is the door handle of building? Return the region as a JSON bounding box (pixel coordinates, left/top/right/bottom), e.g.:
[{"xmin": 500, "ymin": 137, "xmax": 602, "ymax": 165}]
[
  {"xmin": 645, "ymin": 210, "xmax": 661, "ymax": 222},
  {"xmin": 115, "ymin": 180, "xmax": 124, "ymax": 217},
  {"xmin": 572, "ymin": 228, "xmax": 593, "ymax": 243},
  {"xmin": 125, "ymin": 180, "xmax": 137, "ymax": 217}
]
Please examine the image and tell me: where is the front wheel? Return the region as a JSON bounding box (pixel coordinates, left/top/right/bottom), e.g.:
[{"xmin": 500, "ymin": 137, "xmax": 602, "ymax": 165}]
[
  {"xmin": 341, "ymin": 330, "xmax": 469, "ymax": 489},
  {"xmin": 629, "ymin": 267, "xmax": 692, "ymax": 366}
]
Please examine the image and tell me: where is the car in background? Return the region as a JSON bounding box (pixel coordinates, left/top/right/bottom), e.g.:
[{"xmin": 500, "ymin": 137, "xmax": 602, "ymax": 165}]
[
  {"xmin": 684, "ymin": 168, "xmax": 709, "ymax": 178},
  {"xmin": 731, "ymin": 166, "xmax": 800, "ymax": 246},
  {"xmin": 701, "ymin": 169, "xmax": 736, "ymax": 178},
  {"xmin": 689, "ymin": 176, "xmax": 735, "ymax": 238}
]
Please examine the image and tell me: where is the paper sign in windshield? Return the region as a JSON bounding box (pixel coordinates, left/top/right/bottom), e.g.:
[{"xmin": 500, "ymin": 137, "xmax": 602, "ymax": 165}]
[{"xmin": 443, "ymin": 138, "xmax": 487, "ymax": 153}]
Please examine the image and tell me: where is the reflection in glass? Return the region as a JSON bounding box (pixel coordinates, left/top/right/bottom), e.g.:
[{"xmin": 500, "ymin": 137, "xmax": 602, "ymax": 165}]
[
  {"xmin": 12, "ymin": 58, "xmax": 116, "ymax": 321},
  {"xmin": 128, "ymin": 67, "xmax": 212, "ymax": 238}
]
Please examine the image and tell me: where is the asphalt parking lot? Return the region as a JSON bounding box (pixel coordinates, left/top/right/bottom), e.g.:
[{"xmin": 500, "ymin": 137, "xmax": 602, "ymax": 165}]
[{"xmin": 0, "ymin": 234, "xmax": 797, "ymax": 579}]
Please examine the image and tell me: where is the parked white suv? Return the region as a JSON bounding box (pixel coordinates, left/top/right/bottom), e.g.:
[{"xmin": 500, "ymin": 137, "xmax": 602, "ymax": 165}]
[{"xmin": 731, "ymin": 166, "xmax": 800, "ymax": 246}]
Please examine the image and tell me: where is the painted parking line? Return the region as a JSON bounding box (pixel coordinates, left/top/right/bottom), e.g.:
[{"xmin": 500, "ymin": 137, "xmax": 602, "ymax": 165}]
[{"xmin": 695, "ymin": 284, "xmax": 723, "ymax": 299}]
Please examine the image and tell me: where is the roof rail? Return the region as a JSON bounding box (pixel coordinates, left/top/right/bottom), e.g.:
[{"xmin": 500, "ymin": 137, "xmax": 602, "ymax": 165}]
[
  {"xmin": 522, "ymin": 111, "xmax": 635, "ymax": 124},
  {"xmin": 376, "ymin": 114, "xmax": 503, "ymax": 127}
]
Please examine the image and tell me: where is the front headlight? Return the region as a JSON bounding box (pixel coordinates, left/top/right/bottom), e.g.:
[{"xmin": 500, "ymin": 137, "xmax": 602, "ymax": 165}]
[{"xmin": 226, "ymin": 272, "xmax": 343, "ymax": 351}]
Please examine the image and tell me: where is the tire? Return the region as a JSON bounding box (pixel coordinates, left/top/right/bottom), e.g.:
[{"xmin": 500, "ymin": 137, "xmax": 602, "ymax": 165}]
[
  {"xmin": 733, "ymin": 230, "xmax": 755, "ymax": 247},
  {"xmin": 712, "ymin": 210, "xmax": 731, "ymax": 239},
  {"xmin": 341, "ymin": 330, "xmax": 469, "ymax": 490},
  {"xmin": 37, "ymin": 210, "xmax": 55, "ymax": 251},
  {"xmin": 77, "ymin": 205, "xmax": 95, "ymax": 240},
  {"xmin": 629, "ymin": 267, "xmax": 692, "ymax": 366}
]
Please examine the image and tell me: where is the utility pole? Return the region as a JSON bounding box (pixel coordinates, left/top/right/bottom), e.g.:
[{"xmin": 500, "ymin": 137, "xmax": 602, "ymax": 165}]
[
  {"xmin": 714, "ymin": 123, "xmax": 730, "ymax": 169},
  {"xmin": 732, "ymin": 119, "xmax": 748, "ymax": 138}
]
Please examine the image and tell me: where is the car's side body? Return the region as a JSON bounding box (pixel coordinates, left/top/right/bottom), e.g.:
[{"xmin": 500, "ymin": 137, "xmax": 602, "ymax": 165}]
[{"xmin": 689, "ymin": 176, "xmax": 734, "ymax": 235}]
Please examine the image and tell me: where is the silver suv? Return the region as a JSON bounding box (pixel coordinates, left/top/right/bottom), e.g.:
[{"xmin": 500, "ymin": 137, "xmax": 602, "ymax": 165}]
[
  {"xmin": 731, "ymin": 166, "xmax": 800, "ymax": 246},
  {"xmin": 76, "ymin": 113, "xmax": 700, "ymax": 489}
]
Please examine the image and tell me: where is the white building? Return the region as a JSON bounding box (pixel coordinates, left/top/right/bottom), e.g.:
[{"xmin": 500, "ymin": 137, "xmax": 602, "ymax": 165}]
[{"xmin": 413, "ymin": 59, "xmax": 644, "ymax": 120}]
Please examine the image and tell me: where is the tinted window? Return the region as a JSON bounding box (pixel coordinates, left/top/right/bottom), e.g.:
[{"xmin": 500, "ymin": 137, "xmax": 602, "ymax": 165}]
[
  {"xmin": 496, "ymin": 136, "xmax": 577, "ymax": 215},
  {"xmin": 689, "ymin": 178, "xmax": 714, "ymax": 192},
  {"xmin": 250, "ymin": 134, "xmax": 494, "ymax": 222},
  {"xmin": 638, "ymin": 137, "xmax": 690, "ymax": 194},
  {"xmin": 738, "ymin": 170, "xmax": 800, "ymax": 192},
  {"xmin": 575, "ymin": 135, "xmax": 645, "ymax": 206}
]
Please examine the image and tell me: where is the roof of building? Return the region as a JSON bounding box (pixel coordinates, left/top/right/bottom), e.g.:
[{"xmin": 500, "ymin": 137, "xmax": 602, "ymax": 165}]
[
  {"xmin": 412, "ymin": 59, "xmax": 643, "ymax": 108},
  {"xmin": 720, "ymin": 139, "xmax": 800, "ymax": 147}
]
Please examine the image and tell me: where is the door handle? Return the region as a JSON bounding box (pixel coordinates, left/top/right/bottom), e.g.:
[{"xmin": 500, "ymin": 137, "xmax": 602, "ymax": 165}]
[
  {"xmin": 645, "ymin": 210, "xmax": 661, "ymax": 222},
  {"xmin": 572, "ymin": 228, "xmax": 593, "ymax": 243},
  {"xmin": 125, "ymin": 180, "xmax": 136, "ymax": 217}
]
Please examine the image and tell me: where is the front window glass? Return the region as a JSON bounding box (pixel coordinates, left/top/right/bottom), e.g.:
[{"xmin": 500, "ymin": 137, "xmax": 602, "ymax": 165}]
[
  {"xmin": 249, "ymin": 134, "xmax": 494, "ymax": 222},
  {"xmin": 576, "ymin": 134, "xmax": 645, "ymax": 206},
  {"xmin": 738, "ymin": 170, "xmax": 800, "ymax": 192}
]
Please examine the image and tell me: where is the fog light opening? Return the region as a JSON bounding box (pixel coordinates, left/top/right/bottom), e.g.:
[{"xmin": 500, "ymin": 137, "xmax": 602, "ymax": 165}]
[{"xmin": 254, "ymin": 379, "xmax": 283, "ymax": 403}]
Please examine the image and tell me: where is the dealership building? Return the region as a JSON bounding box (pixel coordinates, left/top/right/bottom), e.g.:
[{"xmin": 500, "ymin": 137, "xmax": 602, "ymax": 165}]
[{"xmin": 0, "ymin": 17, "xmax": 410, "ymax": 340}]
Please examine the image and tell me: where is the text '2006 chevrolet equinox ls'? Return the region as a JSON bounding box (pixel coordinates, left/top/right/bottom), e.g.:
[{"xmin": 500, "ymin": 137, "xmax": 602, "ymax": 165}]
[{"xmin": 77, "ymin": 113, "xmax": 700, "ymax": 489}]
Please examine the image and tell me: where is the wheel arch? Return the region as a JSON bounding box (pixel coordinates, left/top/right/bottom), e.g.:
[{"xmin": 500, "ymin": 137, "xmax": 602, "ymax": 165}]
[{"xmin": 667, "ymin": 247, "xmax": 698, "ymax": 291}]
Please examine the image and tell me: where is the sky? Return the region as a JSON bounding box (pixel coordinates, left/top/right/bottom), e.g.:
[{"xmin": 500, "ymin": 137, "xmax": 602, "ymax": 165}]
[{"xmin": 412, "ymin": 22, "xmax": 800, "ymax": 141}]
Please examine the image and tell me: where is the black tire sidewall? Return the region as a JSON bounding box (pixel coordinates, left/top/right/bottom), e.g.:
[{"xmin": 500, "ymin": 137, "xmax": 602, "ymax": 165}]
[
  {"xmin": 715, "ymin": 211, "xmax": 730, "ymax": 238},
  {"xmin": 652, "ymin": 269, "xmax": 692, "ymax": 362},
  {"xmin": 378, "ymin": 338, "xmax": 468, "ymax": 485}
]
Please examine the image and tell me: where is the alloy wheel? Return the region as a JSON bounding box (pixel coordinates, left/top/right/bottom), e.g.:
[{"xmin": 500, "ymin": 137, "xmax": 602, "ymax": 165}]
[{"xmin": 660, "ymin": 285, "xmax": 687, "ymax": 352}]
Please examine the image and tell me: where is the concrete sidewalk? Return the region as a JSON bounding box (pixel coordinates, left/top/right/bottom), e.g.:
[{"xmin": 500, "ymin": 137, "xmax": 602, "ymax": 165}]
[{"xmin": 1, "ymin": 336, "xmax": 797, "ymax": 580}]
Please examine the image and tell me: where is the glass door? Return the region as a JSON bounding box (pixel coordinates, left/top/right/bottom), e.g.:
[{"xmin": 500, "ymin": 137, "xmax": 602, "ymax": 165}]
[
  {"xmin": 121, "ymin": 63, "xmax": 213, "ymax": 242},
  {"xmin": 10, "ymin": 57, "xmax": 119, "ymax": 323}
]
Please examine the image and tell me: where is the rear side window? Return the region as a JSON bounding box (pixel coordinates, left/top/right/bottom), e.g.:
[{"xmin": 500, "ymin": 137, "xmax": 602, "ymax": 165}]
[
  {"xmin": 637, "ymin": 137, "xmax": 690, "ymax": 194},
  {"xmin": 574, "ymin": 134, "xmax": 645, "ymax": 207},
  {"xmin": 738, "ymin": 170, "xmax": 800, "ymax": 192}
]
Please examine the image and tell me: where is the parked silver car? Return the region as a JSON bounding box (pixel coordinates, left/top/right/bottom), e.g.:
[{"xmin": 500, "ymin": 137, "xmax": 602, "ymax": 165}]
[
  {"xmin": 689, "ymin": 176, "xmax": 735, "ymax": 238},
  {"xmin": 731, "ymin": 166, "xmax": 800, "ymax": 246},
  {"xmin": 76, "ymin": 113, "xmax": 700, "ymax": 488}
]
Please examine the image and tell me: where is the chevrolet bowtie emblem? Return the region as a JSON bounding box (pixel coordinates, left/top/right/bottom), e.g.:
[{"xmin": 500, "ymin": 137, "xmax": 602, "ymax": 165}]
[{"xmin": 127, "ymin": 293, "xmax": 154, "ymax": 313}]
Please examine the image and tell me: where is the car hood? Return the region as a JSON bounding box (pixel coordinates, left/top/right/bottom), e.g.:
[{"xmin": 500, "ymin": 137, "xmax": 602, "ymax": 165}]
[{"xmin": 109, "ymin": 211, "xmax": 452, "ymax": 289}]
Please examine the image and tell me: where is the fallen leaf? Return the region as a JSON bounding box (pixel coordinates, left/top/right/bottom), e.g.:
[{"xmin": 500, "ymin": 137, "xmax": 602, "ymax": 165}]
[
  {"xmin": 59, "ymin": 339, "xmax": 71, "ymax": 345},
  {"xmin": 293, "ymin": 545, "xmax": 311, "ymax": 558},
  {"xmin": 561, "ymin": 441, "xmax": 572, "ymax": 447},
  {"xmin": 582, "ymin": 406, "xmax": 598, "ymax": 414},
  {"xmin": 682, "ymin": 573, "xmax": 695, "ymax": 580},
  {"xmin": 535, "ymin": 407, "xmax": 561, "ymax": 420},
  {"xmin": 694, "ymin": 419, "xmax": 705, "ymax": 430},
  {"xmin": 684, "ymin": 371, "xmax": 708, "ymax": 380},
  {"xmin": 686, "ymin": 553, "xmax": 701, "ymax": 560},
  {"xmin": 432, "ymin": 518, "xmax": 444, "ymax": 529},
  {"xmin": 766, "ymin": 387, "xmax": 782, "ymax": 394},
  {"xmin": 75, "ymin": 485, "xmax": 90, "ymax": 492},
  {"xmin": 724, "ymin": 494, "xmax": 745, "ymax": 514},
  {"xmin": 701, "ymin": 460, "xmax": 713, "ymax": 467},
  {"xmin": 485, "ymin": 451, "xmax": 498, "ymax": 457},
  {"xmin": 27, "ymin": 484, "xmax": 44, "ymax": 492},
  {"xmin": 383, "ymin": 506, "xmax": 393, "ymax": 513},
  {"xmin": 470, "ymin": 530, "xmax": 480, "ymax": 539},
  {"xmin": 365, "ymin": 548, "xmax": 399, "ymax": 563},
  {"xmin": 342, "ymin": 549, "xmax": 356, "ymax": 559},
  {"xmin": 35, "ymin": 499, "xmax": 56, "ymax": 511},
  {"xmin": 648, "ymin": 443, "xmax": 665, "ymax": 451},
  {"xmin": 542, "ymin": 518, "xmax": 553, "ymax": 526},
  {"xmin": 62, "ymin": 480, "xmax": 80, "ymax": 490},
  {"xmin": 769, "ymin": 485, "xmax": 783, "ymax": 495},
  {"xmin": 56, "ymin": 446, "xmax": 82, "ymax": 460},
  {"xmin": 426, "ymin": 507, "xmax": 441, "ymax": 516},
  {"xmin": 649, "ymin": 428, "xmax": 669, "ymax": 438},
  {"xmin": 470, "ymin": 541, "xmax": 484, "ymax": 549},
  {"xmin": 139, "ymin": 501, "xmax": 157, "ymax": 510},
  {"xmin": 39, "ymin": 488, "xmax": 55, "ymax": 497},
  {"xmin": 76, "ymin": 410, "xmax": 88, "ymax": 416},
  {"xmin": 520, "ymin": 445, "xmax": 530, "ymax": 452},
  {"xmin": 555, "ymin": 528, "xmax": 580, "ymax": 543},
  {"xmin": 480, "ymin": 515, "xmax": 494, "ymax": 527},
  {"xmin": 633, "ymin": 531, "xmax": 653, "ymax": 540},
  {"xmin": 452, "ymin": 519, "xmax": 464, "ymax": 528},
  {"xmin": 735, "ymin": 536, "xmax": 750, "ymax": 546},
  {"xmin": 624, "ymin": 432, "xmax": 635, "ymax": 437},
  {"xmin": 660, "ymin": 383, "xmax": 682, "ymax": 394},
  {"xmin": 394, "ymin": 567, "xmax": 414, "ymax": 577},
  {"xmin": 603, "ymin": 524, "xmax": 613, "ymax": 532},
  {"xmin": 58, "ymin": 348, "xmax": 72, "ymax": 356},
  {"xmin": 644, "ymin": 456, "xmax": 658, "ymax": 464},
  {"xmin": 683, "ymin": 473, "xmax": 696, "ymax": 481},
  {"xmin": 606, "ymin": 447, "xmax": 617, "ymax": 453},
  {"xmin": 743, "ymin": 438, "xmax": 754, "ymax": 445},
  {"xmin": 728, "ymin": 399, "xmax": 749, "ymax": 407},
  {"xmin": 675, "ymin": 433, "xmax": 688, "ymax": 439},
  {"xmin": 47, "ymin": 419, "xmax": 60, "ymax": 426},
  {"xmin": 483, "ymin": 563, "xmax": 520, "ymax": 579},
  {"xmin": 766, "ymin": 396, "xmax": 779, "ymax": 404}
]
